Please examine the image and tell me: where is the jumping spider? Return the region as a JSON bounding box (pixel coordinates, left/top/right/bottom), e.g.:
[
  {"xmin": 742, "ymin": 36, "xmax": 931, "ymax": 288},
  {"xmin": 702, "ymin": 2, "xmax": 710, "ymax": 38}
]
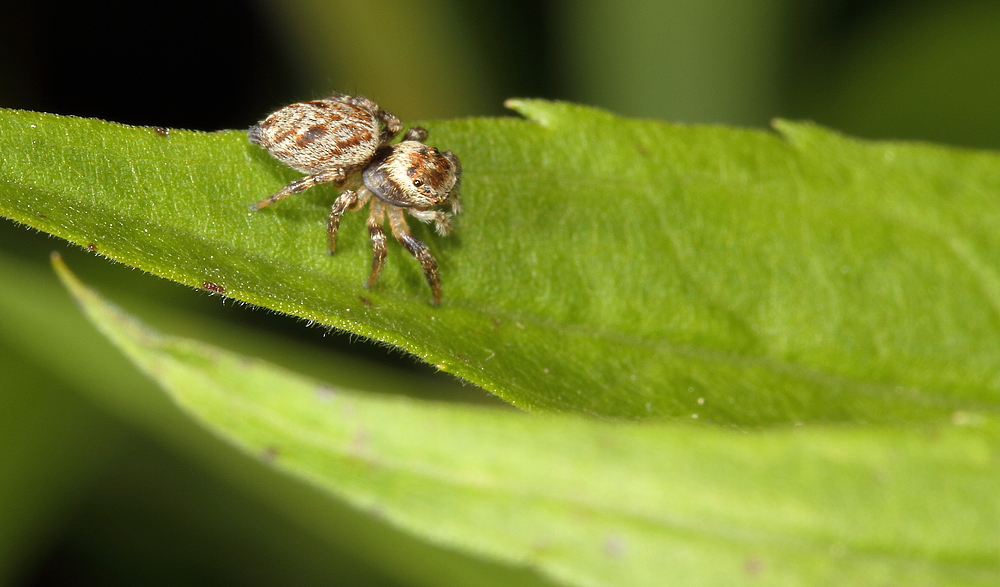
[{"xmin": 248, "ymin": 93, "xmax": 462, "ymax": 304}]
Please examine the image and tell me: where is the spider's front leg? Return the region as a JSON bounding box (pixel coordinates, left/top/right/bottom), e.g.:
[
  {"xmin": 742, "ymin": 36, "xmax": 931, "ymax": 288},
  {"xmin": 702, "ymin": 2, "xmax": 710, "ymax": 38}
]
[
  {"xmin": 388, "ymin": 206, "xmax": 442, "ymax": 304},
  {"xmin": 251, "ymin": 168, "xmax": 347, "ymax": 210},
  {"xmin": 407, "ymin": 208, "xmax": 453, "ymax": 235},
  {"xmin": 326, "ymin": 187, "xmax": 370, "ymax": 253},
  {"xmin": 447, "ymin": 191, "xmax": 462, "ymax": 215}
]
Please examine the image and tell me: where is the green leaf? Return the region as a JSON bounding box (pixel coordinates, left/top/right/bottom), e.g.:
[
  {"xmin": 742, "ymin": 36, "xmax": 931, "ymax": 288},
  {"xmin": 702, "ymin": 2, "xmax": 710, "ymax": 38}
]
[
  {"xmin": 3, "ymin": 103, "xmax": 1000, "ymax": 423},
  {"xmin": 0, "ymin": 246, "xmax": 547, "ymax": 587},
  {"xmin": 54, "ymin": 256, "xmax": 1000, "ymax": 587}
]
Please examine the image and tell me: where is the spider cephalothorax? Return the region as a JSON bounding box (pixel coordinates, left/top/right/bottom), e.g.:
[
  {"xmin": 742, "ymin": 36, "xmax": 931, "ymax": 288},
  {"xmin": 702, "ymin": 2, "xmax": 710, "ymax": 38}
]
[{"xmin": 248, "ymin": 93, "xmax": 461, "ymax": 304}]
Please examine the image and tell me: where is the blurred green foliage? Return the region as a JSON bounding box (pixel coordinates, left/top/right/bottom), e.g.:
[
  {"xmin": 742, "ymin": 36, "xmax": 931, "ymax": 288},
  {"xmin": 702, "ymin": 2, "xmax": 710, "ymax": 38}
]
[
  {"xmin": 784, "ymin": 0, "xmax": 1000, "ymax": 149},
  {"xmin": 2, "ymin": 0, "xmax": 999, "ymax": 585},
  {"xmin": 54, "ymin": 258, "xmax": 1000, "ymax": 587}
]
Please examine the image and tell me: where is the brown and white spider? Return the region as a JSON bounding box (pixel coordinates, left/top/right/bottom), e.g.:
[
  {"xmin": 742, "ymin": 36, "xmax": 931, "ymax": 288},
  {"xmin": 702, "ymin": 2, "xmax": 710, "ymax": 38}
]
[{"xmin": 248, "ymin": 93, "xmax": 462, "ymax": 304}]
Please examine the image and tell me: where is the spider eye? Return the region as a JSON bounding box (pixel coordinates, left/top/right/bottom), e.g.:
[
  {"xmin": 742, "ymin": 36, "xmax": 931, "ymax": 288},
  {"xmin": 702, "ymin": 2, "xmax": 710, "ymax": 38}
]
[{"xmin": 412, "ymin": 179, "xmax": 423, "ymax": 187}]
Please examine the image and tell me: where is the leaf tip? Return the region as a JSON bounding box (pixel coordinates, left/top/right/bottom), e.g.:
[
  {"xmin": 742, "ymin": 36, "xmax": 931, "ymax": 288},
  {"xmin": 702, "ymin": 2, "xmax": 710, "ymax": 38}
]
[
  {"xmin": 505, "ymin": 98, "xmax": 623, "ymax": 130},
  {"xmin": 50, "ymin": 250, "xmax": 81, "ymax": 294},
  {"xmin": 770, "ymin": 118, "xmax": 846, "ymax": 148},
  {"xmin": 503, "ymin": 98, "xmax": 568, "ymax": 128},
  {"xmin": 770, "ymin": 118, "xmax": 805, "ymax": 144},
  {"xmin": 503, "ymin": 98, "xmax": 539, "ymax": 120},
  {"xmin": 50, "ymin": 251, "xmax": 109, "ymax": 323}
]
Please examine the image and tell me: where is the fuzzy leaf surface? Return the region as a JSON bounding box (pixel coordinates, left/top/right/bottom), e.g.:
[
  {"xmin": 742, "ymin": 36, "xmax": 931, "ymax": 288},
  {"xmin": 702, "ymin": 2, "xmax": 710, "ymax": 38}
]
[
  {"xmin": 55, "ymin": 257, "xmax": 1000, "ymax": 587},
  {"xmin": 3, "ymin": 104, "xmax": 1000, "ymax": 422}
]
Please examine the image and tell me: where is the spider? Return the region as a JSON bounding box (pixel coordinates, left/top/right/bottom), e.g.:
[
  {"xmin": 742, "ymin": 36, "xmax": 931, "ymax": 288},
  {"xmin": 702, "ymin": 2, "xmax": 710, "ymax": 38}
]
[{"xmin": 248, "ymin": 93, "xmax": 462, "ymax": 305}]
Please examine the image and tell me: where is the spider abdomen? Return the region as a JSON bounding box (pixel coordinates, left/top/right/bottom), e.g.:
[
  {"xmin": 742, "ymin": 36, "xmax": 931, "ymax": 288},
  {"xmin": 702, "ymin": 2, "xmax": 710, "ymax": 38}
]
[{"xmin": 249, "ymin": 98, "xmax": 383, "ymax": 175}]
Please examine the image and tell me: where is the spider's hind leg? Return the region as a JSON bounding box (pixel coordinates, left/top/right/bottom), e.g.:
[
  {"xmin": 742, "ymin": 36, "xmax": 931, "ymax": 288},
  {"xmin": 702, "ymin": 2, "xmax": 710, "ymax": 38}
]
[{"xmin": 402, "ymin": 126, "xmax": 428, "ymax": 142}]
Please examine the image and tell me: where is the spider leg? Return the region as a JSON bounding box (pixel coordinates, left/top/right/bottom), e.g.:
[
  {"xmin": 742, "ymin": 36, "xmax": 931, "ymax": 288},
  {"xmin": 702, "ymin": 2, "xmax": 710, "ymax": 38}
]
[
  {"xmin": 447, "ymin": 191, "xmax": 462, "ymax": 215},
  {"xmin": 388, "ymin": 206, "xmax": 442, "ymax": 305},
  {"xmin": 407, "ymin": 208, "xmax": 452, "ymax": 236},
  {"xmin": 344, "ymin": 94, "xmax": 401, "ymax": 142},
  {"xmin": 252, "ymin": 168, "xmax": 347, "ymax": 210},
  {"xmin": 346, "ymin": 188, "xmax": 371, "ymax": 211},
  {"xmin": 377, "ymin": 110, "xmax": 402, "ymax": 143},
  {"xmin": 327, "ymin": 188, "xmax": 370, "ymax": 253},
  {"xmin": 402, "ymin": 126, "xmax": 428, "ymax": 142},
  {"xmin": 366, "ymin": 199, "xmax": 388, "ymax": 288}
]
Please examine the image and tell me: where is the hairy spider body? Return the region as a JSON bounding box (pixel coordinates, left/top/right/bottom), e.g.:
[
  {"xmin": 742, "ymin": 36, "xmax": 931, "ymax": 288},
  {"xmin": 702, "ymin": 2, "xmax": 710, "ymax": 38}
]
[{"xmin": 248, "ymin": 93, "xmax": 461, "ymax": 304}]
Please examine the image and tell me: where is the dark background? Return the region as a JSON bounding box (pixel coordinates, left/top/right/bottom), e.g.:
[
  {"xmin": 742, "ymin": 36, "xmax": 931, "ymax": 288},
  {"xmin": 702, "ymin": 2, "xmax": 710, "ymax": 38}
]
[
  {"xmin": 2, "ymin": 0, "xmax": 998, "ymax": 146},
  {"xmin": 2, "ymin": 0, "xmax": 998, "ymax": 584}
]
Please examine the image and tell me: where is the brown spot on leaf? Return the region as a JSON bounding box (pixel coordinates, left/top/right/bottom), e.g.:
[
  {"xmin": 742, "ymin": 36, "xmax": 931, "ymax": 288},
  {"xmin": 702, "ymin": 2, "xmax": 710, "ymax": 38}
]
[
  {"xmin": 349, "ymin": 429, "xmax": 370, "ymax": 456},
  {"xmin": 153, "ymin": 127, "xmax": 170, "ymax": 137},
  {"xmin": 603, "ymin": 534, "xmax": 626, "ymax": 558},
  {"xmin": 744, "ymin": 557, "xmax": 764, "ymax": 576},
  {"xmin": 86, "ymin": 243, "xmax": 98, "ymax": 251},
  {"xmin": 317, "ymin": 385, "xmax": 335, "ymax": 400},
  {"xmin": 261, "ymin": 446, "xmax": 279, "ymax": 462},
  {"xmin": 202, "ymin": 281, "xmax": 226, "ymax": 294},
  {"xmin": 358, "ymin": 296, "xmax": 374, "ymax": 307}
]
